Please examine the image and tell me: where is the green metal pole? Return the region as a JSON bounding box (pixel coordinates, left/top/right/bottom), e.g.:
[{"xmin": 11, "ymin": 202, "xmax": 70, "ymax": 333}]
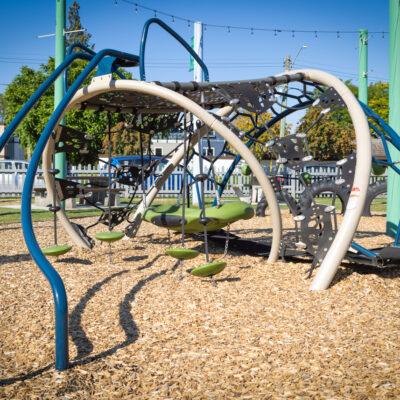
[
  {"xmin": 388, "ymin": 0, "xmax": 400, "ymax": 236},
  {"xmin": 358, "ymin": 29, "xmax": 368, "ymax": 104},
  {"xmin": 54, "ymin": 0, "xmax": 66, "ymax": 204}
]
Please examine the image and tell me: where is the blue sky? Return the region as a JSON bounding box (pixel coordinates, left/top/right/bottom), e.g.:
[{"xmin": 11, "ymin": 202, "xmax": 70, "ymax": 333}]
[{"xmin": 0, "ymin": 0, "xmax": 389, "ymax": 93}]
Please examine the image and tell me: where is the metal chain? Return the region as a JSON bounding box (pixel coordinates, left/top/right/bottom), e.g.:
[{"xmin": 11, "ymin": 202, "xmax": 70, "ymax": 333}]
[{"xmin": 222, "ymin": 223, "xmax": 230, "ymax": 259}]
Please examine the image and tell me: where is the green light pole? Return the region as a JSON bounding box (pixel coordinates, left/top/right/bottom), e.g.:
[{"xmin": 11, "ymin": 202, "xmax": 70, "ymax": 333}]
[
  {"xmin": 358, "ymin": 29, "xmax": 368, "ymax": 104},
  {"xmin": 54, "ymin": 0, "xmax": 66, "ymax": 202},
  {"xmin": 388, "ymin": 0, "xmax": 400, "ymax": 236}
]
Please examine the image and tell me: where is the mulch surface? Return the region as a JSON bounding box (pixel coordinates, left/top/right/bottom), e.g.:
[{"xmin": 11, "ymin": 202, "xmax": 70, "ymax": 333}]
[{"xmin": 0, "ymin": 211, "xmax": 399, "ymax": 399}]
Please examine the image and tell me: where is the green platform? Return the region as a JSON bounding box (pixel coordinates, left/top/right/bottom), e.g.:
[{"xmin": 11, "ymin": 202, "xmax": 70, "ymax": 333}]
[
  {"xmin": 95, "ymin": 231, "xmax": 125, "ymax": 242},
  {"xmin": 191, "ymin": 260, "xmax": 227, "ymax": 277},
  {"xmin": 165, "ymin": 247, "xmax": 200, "ymax": 260},
  {"xmin": 144, "ymin": 201, "xmax": 254, "ymax": 233},
  {"xmin": 42, "ymin": 244, "xmax": 72, "ymax": 257}
]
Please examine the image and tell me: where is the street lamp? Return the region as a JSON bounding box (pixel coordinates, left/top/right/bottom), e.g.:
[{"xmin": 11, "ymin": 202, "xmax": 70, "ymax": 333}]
[{"xmin": 293, "ymin": 45, "xmax": 308, "ymax": 67}]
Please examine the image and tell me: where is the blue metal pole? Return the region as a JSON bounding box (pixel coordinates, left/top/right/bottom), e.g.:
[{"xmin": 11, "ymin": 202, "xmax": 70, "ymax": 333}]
[
  {"xmin": 0, "ymin": 52, "xmax": 92, "ymax": 153},
  {"xmin": 139, "ymin": 18, "xmax": 209, "ymax": 82},
  {"xmin": 21, "ymin": 49, "xmax": 139, "ymax": 370}
]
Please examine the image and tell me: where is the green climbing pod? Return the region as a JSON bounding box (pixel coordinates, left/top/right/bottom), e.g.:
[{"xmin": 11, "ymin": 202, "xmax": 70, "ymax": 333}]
[
  {"xmin": 240, "ymin": 163, "xmax": 252, "ymax": 176},
  {"xmin": 190, "ymin": 261, "xmax": 227, "ymax": 277},
  {"xmin": 372, "ymin": 163, "xmax": 386, "ymax": 176},
  {"xmin": 165, "ymin": 248, "xmax": 200, "ymax": 260},
  {"xmin": 301, "ymin": 172, "xmax": 312, "ymax": 186},
  {"xmin": 95, "ymin": 231, "xmax": 125, "ymax": 242},
  {"xmin": 42, "ymin": 244, "xmax": 72, "ymax": 257}
]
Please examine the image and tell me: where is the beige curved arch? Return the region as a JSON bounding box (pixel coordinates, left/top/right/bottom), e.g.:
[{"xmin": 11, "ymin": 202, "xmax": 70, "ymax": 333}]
[
  {"xmin": 285, "ymin": 69, "xmax": 371, "ymax": 290},
  {"xmin": 43, "ymin": 76, "xmax": 282, "ymax": 262}
]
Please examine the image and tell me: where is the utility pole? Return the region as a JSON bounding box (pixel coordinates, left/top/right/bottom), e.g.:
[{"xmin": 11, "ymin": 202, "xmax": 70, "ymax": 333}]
[
  {"xmin": 191, "ymin": 21, "xmax": 204, "ymax": 206},
  {"xmin": 358, "ymin": 29, "xmax": 368, "ymax": 104},
  {"xmin": 388, "ymin": 0, "xmax": 400, "ymax": 237},
  {"xmin": 279, "ymin": 55, "xmax": 292, "ymax": 138},
  {"xmin": 54, "ymin": 0, "xmax": 66, "ymax": 205}
]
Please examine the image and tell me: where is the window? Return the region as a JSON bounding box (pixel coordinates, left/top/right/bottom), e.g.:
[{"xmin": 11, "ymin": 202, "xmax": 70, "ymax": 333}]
[
  {"xmin": 155, "ymin": 147, "xmax": 163, "ymax": 156},
  {"xmin": 202, "ymin": 147, "xmax": 215, "ymax": 157}
]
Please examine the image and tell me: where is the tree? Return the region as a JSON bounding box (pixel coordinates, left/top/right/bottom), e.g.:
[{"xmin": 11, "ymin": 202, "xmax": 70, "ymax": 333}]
[
  {"xmin": 233, "ymin": 112, "xmax": 289, "ymax": 160},
  {"xmin": 368, "ymin": 81, "xmax": 389, "ymax": 122},
  {"xmin": 66, "ymin": 1, "xmax": 92, "ymax": 48},
  {"xmin": 297, "ymin": 80, "xmax": 389, "ymax": 160},
  {"xmin": 101, "ymin": 121, "xmax": 151, "ymax": 156},
  {"xmin": 2, "ymin": 1, "xmax": 105, "ymax": 162},
  {"xmin": 0, "ymin": 93, "xmax": 5, "ymax": 124}
]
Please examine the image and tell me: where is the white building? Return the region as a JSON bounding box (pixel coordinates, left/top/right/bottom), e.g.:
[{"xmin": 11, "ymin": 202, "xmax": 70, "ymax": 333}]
[{"xmin": 0, "ymin": 125, "xmax": 25, "ymax": 160}]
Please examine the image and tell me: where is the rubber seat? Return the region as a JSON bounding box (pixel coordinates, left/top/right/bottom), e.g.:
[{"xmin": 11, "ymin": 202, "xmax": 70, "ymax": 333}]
[
  {"xmin": 144, "ymin": 201, "xmax": 254, "ymax": 233},
  {"xmin": 42, "ymin": 244, "xmax": 72, "ymax": 257},
  {"xmin": 165, "ymin": 247, "xmax": 200, "ymax": 260},
  {"xmin": 190, "ymin": 260, "xmax": 227, "ymax": 277},
  {"xmin": 95, "ymin": 231, "xmax": 125, "ymax": 242}
]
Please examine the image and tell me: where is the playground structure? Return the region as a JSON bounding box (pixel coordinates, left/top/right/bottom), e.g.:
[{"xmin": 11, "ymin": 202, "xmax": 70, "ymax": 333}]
[{"xmin": 1, "ymin": 16, "xmax": 399, "ymax": 372}]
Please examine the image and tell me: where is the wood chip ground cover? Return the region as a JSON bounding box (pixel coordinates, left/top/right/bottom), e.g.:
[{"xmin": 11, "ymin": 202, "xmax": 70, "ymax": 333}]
[{"xmin": 0, "ymin": 211, "xmax": 399, "ymax": 399}]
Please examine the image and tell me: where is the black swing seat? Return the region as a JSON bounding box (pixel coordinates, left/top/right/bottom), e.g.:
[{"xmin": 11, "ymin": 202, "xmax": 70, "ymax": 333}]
[{"xmin": 144, "ymin": 201, "xmax": 254, "ymax": 233}]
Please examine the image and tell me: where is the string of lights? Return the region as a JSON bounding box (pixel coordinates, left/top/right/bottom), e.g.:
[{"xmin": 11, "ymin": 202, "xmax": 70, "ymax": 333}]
[{"xmin": 115, "ymin": 0, "xmax": 388, "ymax": 38}]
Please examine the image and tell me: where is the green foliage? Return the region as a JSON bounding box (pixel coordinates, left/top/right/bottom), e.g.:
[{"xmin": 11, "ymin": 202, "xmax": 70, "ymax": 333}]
[
  {"xmin": 102, "ymin": 121, "xmax": 151, "ymax": 156},
  {"xmin": 3, "ymin": 57, "xmax": 110, "ymax": 162},
  {"xmin": 234, "ymin": 112, "xmax": 289, "ymax": 160},
  {"xmin": 0, "ymin": 93, "xmax": 5, "ymax": 124},
  {"xmin": 368, "ymin": 81, "xmax": 389, "ymax": 122},
  {"xmin": 298, "ymin": 80, "xmax": 389, "ymax": 160},
  {"xmin": 66, "ymin": 1, "xmax": 93, "ymax": 48}
]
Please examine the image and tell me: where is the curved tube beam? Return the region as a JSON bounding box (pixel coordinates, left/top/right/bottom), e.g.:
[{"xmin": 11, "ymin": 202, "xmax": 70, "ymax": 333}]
[
  {"xmin": 43, "ymin": 79, "xmax": 282, "ymax": 264},
  {"xmin": 128, "ymin": 106, "xmax": 233, "ymax": 231},
  {"xmin": 217, "ymin": 101, "xmax": 314, "ymax": 200},
  {"xmin": 0, "ymin": 51, "xmax": 92, "ymax": 153},
  {"xmin": 21, "ymin": 49, "xmax": 140, "ymax": 371},
  {"xmin": 281, "ymin": 70, "xmax": 371, "ymax": 290},
  {"xmin": 139, "ymin": 18, "xmax": 209, "ymax": 81},
  {"xmin": 43, "ymin": 107, "xmax": 232, "ymax": 249}
]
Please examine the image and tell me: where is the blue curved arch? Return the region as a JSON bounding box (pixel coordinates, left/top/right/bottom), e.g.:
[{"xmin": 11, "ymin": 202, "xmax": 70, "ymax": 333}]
[
  {"xmin": 21, "ymin": 49, "xmax": 139, "ymax": 371},
  {"xmin": 139, "ymin": 18, "xmax": 209, "ymax": 82},
  {"xmin": 0, "ymin": 51, "xmax": 93, "ymax": 154}
]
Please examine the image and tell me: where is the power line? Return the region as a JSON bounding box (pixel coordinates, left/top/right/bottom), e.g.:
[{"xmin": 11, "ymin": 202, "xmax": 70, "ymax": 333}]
[{"xmin": 117, "ymin": 0, "xmax": 388, "ymax": 38}]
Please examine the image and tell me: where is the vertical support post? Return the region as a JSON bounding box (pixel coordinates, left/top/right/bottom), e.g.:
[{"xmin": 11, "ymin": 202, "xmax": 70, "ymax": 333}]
[
  {"xmin": 279, "ymin": 56, "xmax": 292, "ymax": 138},
  {"xmin": 191, "ymin": 21, "xmax": 204, "ymax": 206},
  {"xmin": 358, "ymin": 29, "xmax": 368, "ymax": 104},
  {"xmin": 388, "ymin": 0, "xmax": 400, "ymax": 237},
  {"xmin": 54, "ymin": 0, "xmax": 66, "ymax": 207}
]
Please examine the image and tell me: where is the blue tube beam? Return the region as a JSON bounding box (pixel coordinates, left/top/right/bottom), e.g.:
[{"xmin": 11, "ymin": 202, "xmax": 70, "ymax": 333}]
[
  {"xmin": 0, "ymin": 51, "xmax": 93, "ymax": 153},
  {"xmin": 139, "ymin": 18, "xmax": 209, "ymax": 82},
  {"xmin": 21, "ymin": 49, "xmax": 139, "ymax": 371}
]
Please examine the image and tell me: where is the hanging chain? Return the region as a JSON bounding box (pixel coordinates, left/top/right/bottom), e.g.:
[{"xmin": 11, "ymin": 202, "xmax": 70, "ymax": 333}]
[{"xmin": 223, "ymin": 224, "xmax": 231, "ymax": 258}]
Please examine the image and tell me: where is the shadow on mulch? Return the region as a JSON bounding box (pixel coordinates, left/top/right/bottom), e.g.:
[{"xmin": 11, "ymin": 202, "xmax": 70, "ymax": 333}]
[
  {"xmin": 137, "ymin": 254, "xmax": 164, "ymax": 270},
  {"xmin": 123, "ymin": 254, "xmax": 148, "ymax": 262},
  {"xmin": 0, "ymin": 253, "xmax": 32, "ymax": 264},
  {"xmin": 329, "ymin": 264, "xmax": 400, "ymax": 288},
  {"xmin": 0, "ymin": 258, "xmax": 170, "ymax": 387},
  {"xmin": 214, "ymin": 276, "xmax": 241, "ymax": 283},
  {"xmin": 56, "ymin": 257, "xmax": 93, "ymax": 266}
]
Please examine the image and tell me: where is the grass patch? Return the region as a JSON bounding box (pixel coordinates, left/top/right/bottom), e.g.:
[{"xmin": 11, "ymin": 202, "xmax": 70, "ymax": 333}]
[{"xmin": 0, "ymin": 207, "xmax": 102, "ymax": 225}]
